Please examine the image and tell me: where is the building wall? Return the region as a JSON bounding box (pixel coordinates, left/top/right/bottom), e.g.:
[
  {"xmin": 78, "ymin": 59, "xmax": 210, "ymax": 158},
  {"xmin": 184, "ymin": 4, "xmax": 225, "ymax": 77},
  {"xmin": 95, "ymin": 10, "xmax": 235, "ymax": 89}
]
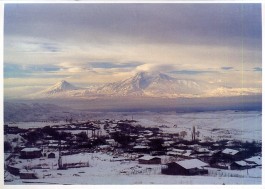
[
  {"xmin": 161, "ymin": 163, "xmax": 208, "ymax": 175},
  {"xmin": 161, "ymin": 163, "xmax": 189, "ymax": 175},
  {"xmin": 139, "ymin": 158, "xmax": 161, "ymax": 164},
  {"xmin": 20, "ymin": 172, "xmax": 38, "ymax": 179},
  {"xmin": 20, "ymin": 150, "xmax": 42, "ymax": 159},
  {"xmin": 7, "ymin": 165, "xmax": 20, "ymax": 176}
]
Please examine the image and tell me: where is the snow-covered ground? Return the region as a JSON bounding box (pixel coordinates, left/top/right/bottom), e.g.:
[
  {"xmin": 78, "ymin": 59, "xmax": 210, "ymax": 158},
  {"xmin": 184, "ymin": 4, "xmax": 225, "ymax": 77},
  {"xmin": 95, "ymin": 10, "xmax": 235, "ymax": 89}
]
[
  {"xmin": 6, "ymin": 110, "xmax": 262, "ymax": 142},
  {"xmin": 5, "ymin": 152, "xmax": 261, "ymax": 185},
  {"xmin": 4, "ymin": 110, "xmax": 262, "ymax": 185},
  {"xmin": 134, "ymin": 111, "xmax": 261, "ymax": 142}
]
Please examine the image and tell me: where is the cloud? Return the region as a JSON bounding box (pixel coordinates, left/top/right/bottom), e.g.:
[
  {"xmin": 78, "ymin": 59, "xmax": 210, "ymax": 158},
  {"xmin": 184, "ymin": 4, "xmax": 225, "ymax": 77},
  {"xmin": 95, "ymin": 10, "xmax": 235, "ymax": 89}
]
[
  {"xmin": 88, "ymin": 61, "xmax": 143, "ymax": 69},
  {"xmin": 4, "ymin": 86, "xmax": 44, "ymax": 98},
  {"xmin": 5, "ymin": 36, "xmax": 62, "ymax": 53},
  {"xmin": 39, "ymin": 42, "xmax": 61, "ymax": 53},
  {"xmin": 221, "ymin": 67, "xmax": 234, "ymax": 70},
  {"xmin": 4, "ymin": 64, "xmax": 30, "ymax": 78},
  {"xmin": 170, "ymin": 70, "xmax": 217, "ymax": 75},
  {"xmin": 4, "ymin": 4, "xmax": 261, "ymax": 49},
  {"xmin": 253, "ymin": 67, "xmax": 262, "ymax": 72},
  {"xmin": 4, "ymin": 63, "xmax": 61, "ymax": 78}
]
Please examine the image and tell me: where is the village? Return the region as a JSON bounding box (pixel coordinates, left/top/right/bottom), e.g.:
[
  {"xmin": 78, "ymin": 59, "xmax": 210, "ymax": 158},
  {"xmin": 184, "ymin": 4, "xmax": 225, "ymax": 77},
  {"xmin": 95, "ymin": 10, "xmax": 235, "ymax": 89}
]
[{"xmin": 4, "ymin": 117, "xmax": 262, "ymax": 184}]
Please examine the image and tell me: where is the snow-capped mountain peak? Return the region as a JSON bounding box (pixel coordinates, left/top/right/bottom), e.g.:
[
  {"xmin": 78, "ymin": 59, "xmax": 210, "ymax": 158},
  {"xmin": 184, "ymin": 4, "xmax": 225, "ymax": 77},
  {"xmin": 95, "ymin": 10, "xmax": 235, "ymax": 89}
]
[
  {"xmin": 40, "ymin": 80, "xmax": 79, "ymax": 94},
  {"xmin": 96, "ymin": 71, "xmax": 207, "ymax": 97}
]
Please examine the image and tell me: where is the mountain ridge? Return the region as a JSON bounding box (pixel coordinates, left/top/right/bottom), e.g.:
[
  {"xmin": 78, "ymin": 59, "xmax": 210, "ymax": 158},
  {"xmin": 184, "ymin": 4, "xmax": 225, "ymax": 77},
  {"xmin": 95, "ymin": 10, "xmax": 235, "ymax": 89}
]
[{"xmin": 26, "ymin": 71, "xmax": 261, "ymax": 99}]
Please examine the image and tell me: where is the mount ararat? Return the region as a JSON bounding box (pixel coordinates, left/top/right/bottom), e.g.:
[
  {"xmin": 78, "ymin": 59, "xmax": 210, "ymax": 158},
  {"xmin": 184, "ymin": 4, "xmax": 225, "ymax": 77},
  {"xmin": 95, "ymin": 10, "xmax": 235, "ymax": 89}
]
[{"xmin": 27, "ymin": 72, "xmax": 260, "ymax": 99}]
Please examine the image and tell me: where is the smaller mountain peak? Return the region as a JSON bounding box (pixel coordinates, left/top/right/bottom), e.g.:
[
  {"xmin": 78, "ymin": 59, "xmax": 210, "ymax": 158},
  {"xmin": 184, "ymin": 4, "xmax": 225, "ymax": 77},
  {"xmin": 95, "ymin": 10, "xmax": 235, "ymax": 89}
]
[
  {"xmin": 60, "ymin": 80, "xmax": 67, "ymax": 83},
  {"xmin": 41, "ymin": 80, "xmax": 79, "ymax": 94},
  {"xmin": 57, "ymin": 80, "xmax": 69, "ymax": 85}
]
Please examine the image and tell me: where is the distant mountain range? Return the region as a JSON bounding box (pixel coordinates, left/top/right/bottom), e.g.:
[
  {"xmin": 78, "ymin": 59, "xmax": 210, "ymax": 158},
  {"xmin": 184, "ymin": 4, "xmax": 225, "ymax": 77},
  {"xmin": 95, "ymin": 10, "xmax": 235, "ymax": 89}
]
[{"xmin": 27, "ymin": 71, "xmax": 261, "ymax": 99}]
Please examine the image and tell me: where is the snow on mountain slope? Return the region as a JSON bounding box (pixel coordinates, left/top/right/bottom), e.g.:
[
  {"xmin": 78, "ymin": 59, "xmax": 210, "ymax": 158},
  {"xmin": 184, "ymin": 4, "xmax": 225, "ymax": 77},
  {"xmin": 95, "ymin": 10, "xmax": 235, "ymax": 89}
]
[
  {"xmin": 27, "ymin": 80, "xmax": 87, "ymax": 99},
  {"xmin": 96, "ymin": 72, "xmax": 210, "ymax": 97},
  {"xmin": 206, "ymin": 87, "xmax": 261, "ymax": 97},
  {"xmin": 40, "ymin": 80, "xmax": 79, "ymax": 94},
  {"xmin": 26, "ymin": 72, "xmax": 261, "ymax": 99}
]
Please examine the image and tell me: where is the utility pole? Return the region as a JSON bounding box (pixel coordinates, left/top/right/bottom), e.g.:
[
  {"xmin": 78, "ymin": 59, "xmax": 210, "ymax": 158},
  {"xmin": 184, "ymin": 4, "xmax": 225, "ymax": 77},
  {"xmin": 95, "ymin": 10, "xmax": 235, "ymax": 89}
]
[{"xmin": 192, "ymin": 126, "xmax": 196, "ymax": 142}]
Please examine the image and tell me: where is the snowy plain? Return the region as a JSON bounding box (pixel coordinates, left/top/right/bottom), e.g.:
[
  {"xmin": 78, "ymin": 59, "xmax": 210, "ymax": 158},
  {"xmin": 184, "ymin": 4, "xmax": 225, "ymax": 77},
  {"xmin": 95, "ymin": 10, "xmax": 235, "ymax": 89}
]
[{"xmin": 7, "ymin": 110, "xmax": 262, "ymax": 142}]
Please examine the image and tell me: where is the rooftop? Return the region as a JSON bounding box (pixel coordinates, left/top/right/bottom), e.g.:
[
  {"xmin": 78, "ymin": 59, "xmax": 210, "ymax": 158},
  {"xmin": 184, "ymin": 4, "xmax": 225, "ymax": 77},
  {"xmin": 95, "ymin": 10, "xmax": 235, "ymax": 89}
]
[
  {"xmin": 245, "ymin": 156, "xmax": 262, "ymax": 165},
  {"xmin": 21, "ymin": 147, "xmax": 42, "ymax": 152},
  {"xmin": 222, "ymin": 148, "xmax": 239, "ymax": 155},
  {"xmin": 139, "ymin": 155, "xmax": 160, "ymax": 161},
  {"xmin": 175, "ymin": 159, "xmax": 208, "ymax": 169}
]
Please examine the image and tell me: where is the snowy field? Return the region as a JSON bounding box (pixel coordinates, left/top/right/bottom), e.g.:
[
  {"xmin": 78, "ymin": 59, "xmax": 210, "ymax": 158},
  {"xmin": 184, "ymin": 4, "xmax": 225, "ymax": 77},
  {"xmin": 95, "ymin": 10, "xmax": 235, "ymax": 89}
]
[
  {"xmin": 5, "ymin": 152, "xmax": 261, "ymax": 185},
  {"xmin": 7, "ymin": 110, "xmax": 262, "ymax": 142},
  {"xmin": 134, "ymin": 111, "xmax": 262, "ymax": 142}
]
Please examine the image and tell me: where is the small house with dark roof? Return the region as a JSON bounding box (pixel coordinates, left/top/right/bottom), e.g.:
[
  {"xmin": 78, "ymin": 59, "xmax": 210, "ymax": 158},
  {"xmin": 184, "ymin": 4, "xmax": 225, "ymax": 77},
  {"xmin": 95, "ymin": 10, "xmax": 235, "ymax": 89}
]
[
  {"xmin": 47, "ymin": 152, "xmax": 56, "ymax": 159},
  {"xmin": 212, "ymin": 148, "xmax": 243, "ymax": 163},
  {"xmin": 19, "ymin": 170, "xmax": 38, "ymax": 179},
  {"xmin": 162, "ymin": 158, "xmax": 208, "ymax": 175},
  {"xmin": 20, "ymin": 147, "xmax": 42, "ymax": 159},
  {"xmin": 230, "ymin": 160, "xmax": 256, "ymax": 170}
]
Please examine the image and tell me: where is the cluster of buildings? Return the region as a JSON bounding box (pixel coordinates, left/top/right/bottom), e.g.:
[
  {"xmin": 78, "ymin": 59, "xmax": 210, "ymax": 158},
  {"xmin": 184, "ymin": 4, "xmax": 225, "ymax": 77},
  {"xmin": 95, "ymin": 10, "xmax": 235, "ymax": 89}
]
[{"xmin": 4, "ymin": 119, "xmax": 262, "ymax": 180}]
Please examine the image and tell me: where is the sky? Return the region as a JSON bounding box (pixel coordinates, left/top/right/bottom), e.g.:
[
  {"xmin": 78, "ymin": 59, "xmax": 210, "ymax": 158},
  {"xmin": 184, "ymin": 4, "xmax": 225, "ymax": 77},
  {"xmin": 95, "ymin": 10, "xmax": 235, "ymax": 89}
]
[{"xmin": 4, "ymin": 3, "xmax": 262, "ymax": 97}]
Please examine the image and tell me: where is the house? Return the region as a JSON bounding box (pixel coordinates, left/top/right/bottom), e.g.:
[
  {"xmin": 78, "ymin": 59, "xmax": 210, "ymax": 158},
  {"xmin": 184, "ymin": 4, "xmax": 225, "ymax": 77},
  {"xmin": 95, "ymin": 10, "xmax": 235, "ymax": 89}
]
[
  {"xmin": 20, "ymin": 147, "xmax": 42, "ymax": 159},
  {"xmin": 97, "ymin": 145, "xmax": 112, "ymax": 151},
  {"xmin": 195, "ymin": 147, "xmax": 210, "ymax": 153},
  {"xmin": 196, "ymin": 152, "xmax": 214, "ymax": 163},
  {"xmin": 7, "ymin": 164, "xmax": 21, "ymax": 176},
  {"xmin": 162, "ymin": 141, "xmax": 175, "ymax": 147},
  {"xmin": 48, "ymin": 152, "xmax": 56, "ymax": 159},
  {"xmin": 230, "ymin": 160, "xmax": 256, "ymax": 170},
  {"xmin": 150, "ymin": 151, "xmax": 166, "ymax": 156},
  {"xmin": 180, "ymin": 150, "xmax": 193, "ymax": 159},
  {"xmin": 138, "ymin": 155, "xmax": 161, "ymax": 164},
  {"xmin": 193, "ymin": 149, "xmax": 215, "ymax": 163},
  {"xmin": 106, "ymin": 139, "xmax": 117, "ymax": 146},
  {"xmin": 222, "ymin": 148, "xmax": 239, "ymax": 156},
  {"xmin": 132, "ymin": 145, "xmax": 150, "ymax": 153},
  {"xmin": 245, "ymin": 156, "xmax": 261, "ymax": 166},
  {"xmin": 219, "ymin": 148, "xmax": 243, "ymax": 161},
  {"xmin": 162, "ymin": 158, "xmax": 208, "ymax": 175},
  {"xmin": 19, "ymin": 170, "xmax": 38, "ymax": 179},
  {"xmin": 167, "ymin": 148, "xmax": 185, "ymax": 157}
]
